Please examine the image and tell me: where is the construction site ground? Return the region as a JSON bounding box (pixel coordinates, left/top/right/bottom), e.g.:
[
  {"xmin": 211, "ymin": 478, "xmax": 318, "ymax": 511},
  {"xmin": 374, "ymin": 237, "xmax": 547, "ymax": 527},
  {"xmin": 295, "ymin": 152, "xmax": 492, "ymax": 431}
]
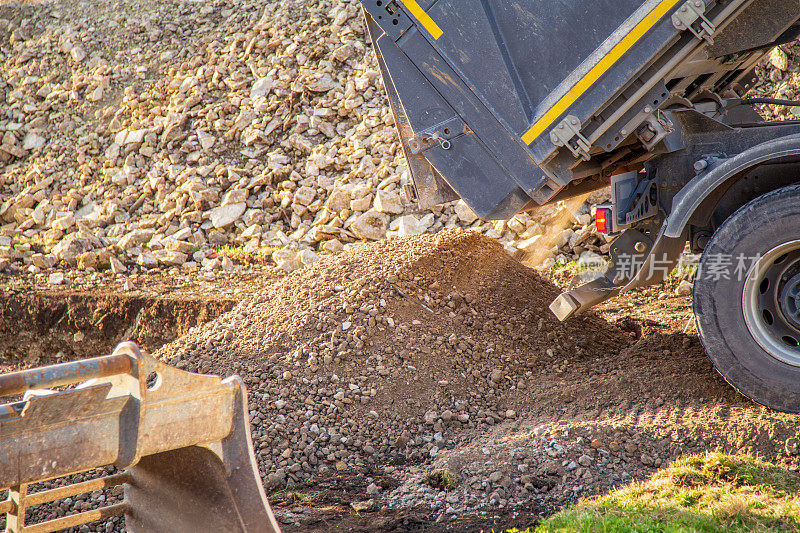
[
  {"xmin": 4, "ymin": 0, "xmax": 800, "ymax": 529},
  {"xmin": 2, "ymin": 230, "xmax": 799, "ymax": 532}
]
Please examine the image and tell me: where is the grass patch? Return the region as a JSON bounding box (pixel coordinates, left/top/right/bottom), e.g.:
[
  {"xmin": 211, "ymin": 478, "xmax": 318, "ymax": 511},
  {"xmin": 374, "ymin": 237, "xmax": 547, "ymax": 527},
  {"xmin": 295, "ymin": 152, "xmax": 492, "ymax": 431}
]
[
  {"xmin": 423, "ymin": 469, "xmax": 456, "ymax": 492},
  {"xmin": 669, "ymin": 262, "xmax": 698, "ymax": 281},
  {"xmin": 210, "ymin": 244, "xmax": 281, "ymax": 265},
  {"xmin": 270, "ymin": 487, "xmax": 310, "ymax": 503},
  {"xmin": 537, "ymin": 453, "xmax": 800, "ymax": 532}
]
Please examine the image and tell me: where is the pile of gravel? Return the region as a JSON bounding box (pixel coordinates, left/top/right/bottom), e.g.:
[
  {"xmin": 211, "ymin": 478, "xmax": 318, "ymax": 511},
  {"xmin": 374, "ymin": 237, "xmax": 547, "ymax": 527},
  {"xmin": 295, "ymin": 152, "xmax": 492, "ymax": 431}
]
[
  {"xmin": 0, "ymin": 0, "xmax": 609, "ymax": 286},
  {"xmin": 155, "ymin": 229, "xmax": 628, "ymax": 511}
]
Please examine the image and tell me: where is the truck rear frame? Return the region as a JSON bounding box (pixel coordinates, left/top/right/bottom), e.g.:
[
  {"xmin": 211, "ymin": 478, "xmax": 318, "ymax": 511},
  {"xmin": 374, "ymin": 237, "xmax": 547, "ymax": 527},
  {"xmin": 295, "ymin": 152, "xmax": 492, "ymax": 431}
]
[{"xmin": 362, "ymin": 0, "xmax": 800, "ymax": 412}]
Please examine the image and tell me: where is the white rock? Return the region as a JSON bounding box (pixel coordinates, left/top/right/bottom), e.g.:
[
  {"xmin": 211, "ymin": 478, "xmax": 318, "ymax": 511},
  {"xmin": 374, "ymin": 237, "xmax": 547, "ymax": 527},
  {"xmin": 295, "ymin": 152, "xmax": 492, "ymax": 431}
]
[
  {"xmin": 676, "ymin": 280, "xmax": 693, "ymax": 296},
  {"xmin": 556, "ymin": 228, "xmax": 574, "ymax": 248},
  {"xmin": 124, "ymin": 129, "xmax": 145, "ymax": 145},
  {"xmin": 374, "ymin": 189, "xmax": 403, "ymax": 214},
  {"xmin": 306, "ymin": 74, "xmax": 337, "ymax": 92},
  {"xmin": 350, "ymin": 195, "xmax": 372, "ymax": 212},
  {"xmin": 70, "ymin": 45, "xmax": 86, "ymax": 62},
  {"xmin": 163, "ymin": 238, "xmax": 193, "ymax": 253},
  {"xmin": 322, "ymin": 239, "xmax": 344, "ymax": 253},
  {"xmin": 52, "ymin": 215, "xmax": 75, "ymax": 231},
  {"xmin": 221, "ymin": 188, "xmax": 248, "ymax": 205},
  {"xmin": 197, "ymin": 131, "xmax": 216, "ymax": 150},
  {"xmin": 240, "ymin": 224, "xmax": 261, "ymax": 240},
  {"xmin": 454, "ymin": 200, "xmax": 479, "ymax": 224},
  {"xmin": 333, "ymin": 44, "xmax": 355, "ymax": 62},
  {"xmin": 88, "ymin": 85, "xmax": 104, "ymax": 102},
  {"xmin": 153, "ymin": 249, "xmax": 187, "ymax": 265},
  {"xmin": 575, "ymin": 212, "xmax": 592, "ymax": 226},
  {"xmin": 210, "ymin": 203, "xmax": 246, "ymax": 228},
  {"xmin": 251, "ymin": 76, "xmax": 273, "ymax": 98},
  {"xmin": 503, "ymin": 243, "xmax": 521, "ymax": 258},
  {"xmin": 299, "ymin": 249, "xmax": 319, "ymax": 266},
  {"xmin": 326, "ymin": 189, "xmax": 351, "ymax": 212},
  {"xmin": 507, "ymin": 217, "xmax": 526, "ymax": 234},
  {"xmin": 515, "ymin": 234, "xmax": 543, "ymax": 252},
  {"xmin": 136, "ymin": 252, "xmax": 158, "ymax": 267},
  {"xmin": 22, "ymin": 132, "xmax": 46, "ymax": 151},
  {"xmin": 109, "ymin": 256, "xmax": 127, "ymax": 273},
  {"xmin": 32, "ymin": 254, "xmax": 57, "ymax": 269},
  {"xmin": 770, "ymin": 47, "xmax": 789, "ymax": 71},
  {"xmin": 51, "ymin": 234, "xmax": 89, "ymax": 261},
  {"xmin": 351, "ymin": 210, "xmax": 389, "ymax": 240},
  {"xmin": 293, "ymin": 186, "xmax": 316, "ymax": 207},
  {"xmin": 390, "ymin": 214, "xmax": 425, "ymax": 236},
  {"xmin": 48, "ymin": 272, "xmax": 65, "ymax": 285},
  {"xmin": 272, "ymin": 249, "xmax": 303, "ymax": 272}
]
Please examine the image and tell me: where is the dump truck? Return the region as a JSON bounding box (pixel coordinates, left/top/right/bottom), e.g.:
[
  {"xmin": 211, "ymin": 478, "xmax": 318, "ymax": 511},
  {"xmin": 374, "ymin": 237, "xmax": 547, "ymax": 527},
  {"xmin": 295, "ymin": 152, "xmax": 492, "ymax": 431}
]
[
  {"xmin": 361, "ymin": 0, "xmax": 800, "ymax": 413},
  {"xmin": 0, "ymin": 342, "xmax": 281, "ymax": 533}
]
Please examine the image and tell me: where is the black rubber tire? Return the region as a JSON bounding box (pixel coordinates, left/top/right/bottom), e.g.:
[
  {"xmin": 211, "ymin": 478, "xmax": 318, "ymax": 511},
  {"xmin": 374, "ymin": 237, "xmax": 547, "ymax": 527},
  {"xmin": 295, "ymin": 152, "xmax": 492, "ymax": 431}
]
[{"xmin": 694, "ymin": 184, "xmax": 800, "ymax": 413}]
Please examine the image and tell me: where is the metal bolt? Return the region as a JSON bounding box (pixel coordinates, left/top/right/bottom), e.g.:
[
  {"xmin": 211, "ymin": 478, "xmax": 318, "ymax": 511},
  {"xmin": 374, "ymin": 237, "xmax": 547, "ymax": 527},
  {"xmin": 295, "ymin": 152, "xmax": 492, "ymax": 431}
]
[
  {"xmin": 694, "ymin": 159, "xmax": 708, "ymax": 172},
  {"xmin": 680, "ymin": 5, "xmax": 687, "ymax": 11},
  {"xmin": 644, "ymin": 106, "xmax": 652, "ymax": 113},
  {"xmin": 634, "ymin": 241, "xmax": 647, "ymax": 253},
  {"xmin": 571, "ymin": 118, "xmax": 579, "ymax": 126},
  {"xmin": 694, "ymin": 0, "xmax": 702, "ymax": 6},
  {"xmin": 620, "ymin": 129, "xmax": 627, "ymax": 135}
]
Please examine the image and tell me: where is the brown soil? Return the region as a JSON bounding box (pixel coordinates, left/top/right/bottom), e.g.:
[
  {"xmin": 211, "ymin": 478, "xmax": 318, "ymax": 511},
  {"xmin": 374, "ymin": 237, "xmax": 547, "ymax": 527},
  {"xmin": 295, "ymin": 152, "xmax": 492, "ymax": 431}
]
[
  {"xmin": 3, "ymin": 229, "xmax": 800, "ymax": 532},
  {"xmin": 0, "ymin": 291, "xmax": 235, "ymax": 372},
  {"xmin": 155, "ymin": 229, "xmax": 800, "ymax": 530}
]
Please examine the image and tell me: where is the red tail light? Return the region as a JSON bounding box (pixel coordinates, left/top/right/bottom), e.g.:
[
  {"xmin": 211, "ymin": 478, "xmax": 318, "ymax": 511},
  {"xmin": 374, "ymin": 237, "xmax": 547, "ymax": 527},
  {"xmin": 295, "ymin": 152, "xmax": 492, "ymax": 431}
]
[{"xmin": 595, "ymin": 207, "xmax": 611, "ymax": 233}]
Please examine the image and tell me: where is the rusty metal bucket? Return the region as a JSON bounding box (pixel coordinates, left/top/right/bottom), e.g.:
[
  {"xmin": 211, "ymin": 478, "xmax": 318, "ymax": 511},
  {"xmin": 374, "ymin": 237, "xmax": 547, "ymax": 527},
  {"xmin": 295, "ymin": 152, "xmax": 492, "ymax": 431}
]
[{"xmin": 0, "ymin": 342, "xmax": 281, "ymax": 532}]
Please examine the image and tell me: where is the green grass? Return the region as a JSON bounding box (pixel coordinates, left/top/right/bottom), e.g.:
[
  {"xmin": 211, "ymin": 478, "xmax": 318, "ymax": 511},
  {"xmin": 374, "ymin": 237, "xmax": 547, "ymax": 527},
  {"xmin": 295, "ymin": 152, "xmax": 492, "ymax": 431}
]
[
  {"xmin": 269, "ymin": 487, "xmax": 309, "ymax": 503},
  {"xmin": 210, "ymin": 244, "xmax": 282, "ymax": 264},
  {"xmin": 536, "ymin": 453, "xmax": 800, "ymax": 532},
  {"xmin": 423, "ymin": 469, "xmax": 457, "ymax": 491},
  {"xmin": 669, "ymin": 263, "xmax": 697, "ymax": 281}
]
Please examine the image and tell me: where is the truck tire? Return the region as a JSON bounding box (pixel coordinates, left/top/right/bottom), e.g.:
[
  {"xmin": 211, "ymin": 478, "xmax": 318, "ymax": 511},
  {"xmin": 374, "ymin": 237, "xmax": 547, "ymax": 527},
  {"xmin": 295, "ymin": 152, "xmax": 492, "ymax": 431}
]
[{"xmin": 694, "ymin": 184, "xmax": 800, "ymax": 413}]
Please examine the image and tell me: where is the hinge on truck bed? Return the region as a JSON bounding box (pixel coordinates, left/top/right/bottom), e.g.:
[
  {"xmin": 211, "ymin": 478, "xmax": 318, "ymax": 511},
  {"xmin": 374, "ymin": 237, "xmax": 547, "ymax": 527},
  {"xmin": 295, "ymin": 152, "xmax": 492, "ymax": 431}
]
[
  {"xmin": 671, "ymin": 0, "xmax": 715, "ymax": 44},
  {"xmin": 550, "ymin": 115, "xmax": 591, "ymax": 161}
]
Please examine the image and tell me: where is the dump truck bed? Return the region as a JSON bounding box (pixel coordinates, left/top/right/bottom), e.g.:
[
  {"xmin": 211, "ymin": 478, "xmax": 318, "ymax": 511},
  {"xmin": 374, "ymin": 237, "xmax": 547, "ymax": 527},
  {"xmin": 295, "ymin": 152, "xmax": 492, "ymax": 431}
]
[{"xmin": 362, "ymin": 0, "xmax": 800, "ymax": 218}]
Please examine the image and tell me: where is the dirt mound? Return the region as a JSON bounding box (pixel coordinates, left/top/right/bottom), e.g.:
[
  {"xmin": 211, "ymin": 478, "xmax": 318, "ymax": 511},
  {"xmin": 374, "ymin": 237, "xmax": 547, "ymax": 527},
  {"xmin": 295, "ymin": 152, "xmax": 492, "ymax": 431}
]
[
  {"xmin": 149, "ymin": 229, "xmax": 800, "ymax": 530},
  {"xmin": 153, "ymin": 230, "xmax": 626, "ymax": 520},
  {"xmin": 158, "ymin": 229, "xmax": 625, "ymax": 436},
  {"xmin": 4, "ymin": 229, "xmax": 800, "ymax": 531},
  {"xmin": 0, "ymin": 292, "xmax": 235, "ymax": 372}
]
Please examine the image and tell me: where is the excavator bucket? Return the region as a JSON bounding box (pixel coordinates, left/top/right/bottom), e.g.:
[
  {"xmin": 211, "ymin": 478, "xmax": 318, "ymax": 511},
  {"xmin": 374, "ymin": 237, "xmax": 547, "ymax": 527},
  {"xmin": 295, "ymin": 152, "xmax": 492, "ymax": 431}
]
[{"xmin": 0, "ymin": 342, "xmax": 281, "ymax": 533}]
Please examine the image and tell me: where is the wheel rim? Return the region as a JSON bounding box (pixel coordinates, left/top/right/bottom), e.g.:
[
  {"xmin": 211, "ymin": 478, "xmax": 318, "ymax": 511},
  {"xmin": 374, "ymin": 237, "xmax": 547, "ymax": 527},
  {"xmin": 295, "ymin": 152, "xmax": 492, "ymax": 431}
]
[{"xmin": 742, "ymin": 240, "xmax": 800, "ymax": 366}]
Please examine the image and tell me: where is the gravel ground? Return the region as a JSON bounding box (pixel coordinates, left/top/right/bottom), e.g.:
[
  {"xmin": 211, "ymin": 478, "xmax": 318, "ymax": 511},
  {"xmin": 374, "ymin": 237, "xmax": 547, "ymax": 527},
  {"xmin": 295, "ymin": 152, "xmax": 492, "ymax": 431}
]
[
  {"xmin": 0, "ymin": 0, "xmax": 611, "ymax": 286},
  {"xmin": 3, "ymin": 0, "xmax": 800, "ymax": 531},
  {"xmin": 157, "ymin": 230, "xmax": 800, "ymax": 531},
  {"xmin": 2, "ymin": 230, "xmax": 800, "ymax": 531}
]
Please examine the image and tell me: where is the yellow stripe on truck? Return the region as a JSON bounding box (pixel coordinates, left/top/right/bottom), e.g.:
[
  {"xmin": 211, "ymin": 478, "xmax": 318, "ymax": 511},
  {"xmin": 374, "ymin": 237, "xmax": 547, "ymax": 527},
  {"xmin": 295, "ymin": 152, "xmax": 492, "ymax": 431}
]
[
  {"xmin": 521, "ymin": 0, "xmax": 682, "ymax": 146},
  {"xmin": 400, "ymin": 0, "xmax": 444, "ymax": 40}
]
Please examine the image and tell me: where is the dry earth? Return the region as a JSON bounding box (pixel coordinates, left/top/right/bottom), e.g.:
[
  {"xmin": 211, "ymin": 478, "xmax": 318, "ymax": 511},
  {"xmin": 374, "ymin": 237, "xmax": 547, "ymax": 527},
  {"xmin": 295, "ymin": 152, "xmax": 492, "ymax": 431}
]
[
  {"xmin": 3, "ymin": 0, "xmax": 800, "ymax": 532},
  {"xmin": 2, "ymin": 230, "xmax": 800, "ymax": 532}
]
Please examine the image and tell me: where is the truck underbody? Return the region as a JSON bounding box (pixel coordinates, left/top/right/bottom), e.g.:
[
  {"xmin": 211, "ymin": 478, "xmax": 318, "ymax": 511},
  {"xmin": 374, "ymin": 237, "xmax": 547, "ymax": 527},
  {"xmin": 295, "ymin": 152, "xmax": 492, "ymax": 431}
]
[{"xmin": 363, "ymin": 0, "xmax": 800, "ymax": 412}]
